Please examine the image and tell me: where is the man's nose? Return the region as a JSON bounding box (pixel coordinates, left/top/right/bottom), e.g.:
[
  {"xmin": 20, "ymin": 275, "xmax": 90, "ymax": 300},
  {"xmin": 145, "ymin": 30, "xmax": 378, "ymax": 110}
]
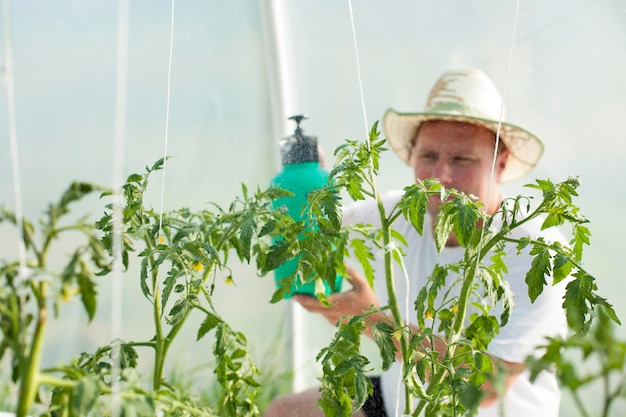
[{"xmin": 433, "ymin": 161, "xmax": 454, "ymax": 186}]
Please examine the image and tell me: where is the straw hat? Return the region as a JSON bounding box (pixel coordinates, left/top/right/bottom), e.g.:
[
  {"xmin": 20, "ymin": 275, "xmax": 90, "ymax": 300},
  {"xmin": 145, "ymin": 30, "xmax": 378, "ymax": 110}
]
[{"xmin": 383, "ymin": 68, "xmax": 543, "ymax": 182}]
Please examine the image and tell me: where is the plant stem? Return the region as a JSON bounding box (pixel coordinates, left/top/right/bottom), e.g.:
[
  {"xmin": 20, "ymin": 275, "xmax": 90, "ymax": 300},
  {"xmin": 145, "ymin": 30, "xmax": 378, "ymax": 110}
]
[
  {"xmin": 156, "ymin": 266, "xmax": 214, "ymax": 391},
  {"xmin": 357, "ymin": 129, "xmax": 414, "ymax": 413},
  {"xmin": 601, "ymin": 358, "xmax": 611, "ymax": 417},
  {"xmin": 150, "ymin": 231, "xmax": 217, "ymax": 391},
  {"xmin": 570, "ymin": 389, "xmax": 591, "ymax": 417},
  {"xmin": 38, "ymin": 374, "xmax": 77, "ymax": 389},
  {"xmin": 373, "ymin": 195, "xmax": 414, "ymax": 413},
  {"xmin": 152, "ymin": 263, "xmax": 166, "ymax": 390},
  {"xmin": 16, "ymin": 281, "xmax": 48, "ymax": 417},
  {"xmin": 413, "ymin": 257, "xmax": 478, "ymax": 416}
]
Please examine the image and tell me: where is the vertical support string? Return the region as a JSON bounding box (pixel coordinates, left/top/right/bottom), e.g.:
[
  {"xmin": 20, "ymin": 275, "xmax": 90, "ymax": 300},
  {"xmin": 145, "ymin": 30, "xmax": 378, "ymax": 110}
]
[
  {"xmin": 158, "ymin": 0, "xmax": 176, "ymax": 235},
  {"xmin": 2, "ymin": 0, "xmax": 28, "ymax": 280},
  {"xmin": 484, "ymin": 0, "xmax": 521, "ymax": 210},
  {"xmin": 464, "ymin": 6, "xmax": 521, "ymax": 416},
  {"xmin": 110, "ymin": 0, "xmax": 129, "ymax": 414},
  {"xmin": 347, "ymin": 2, "xmax": 521, "ymax": 415},
  {"xmin": 347, "ymin": 3, "xmax": 411, "ymax": 414},
  {"xmin": 347, "ymin": 0, "xmax": 369, "ymax": 138},
  {"xmin": 476, "ymin": 0, "xmax": 521, "ymax": 276}
]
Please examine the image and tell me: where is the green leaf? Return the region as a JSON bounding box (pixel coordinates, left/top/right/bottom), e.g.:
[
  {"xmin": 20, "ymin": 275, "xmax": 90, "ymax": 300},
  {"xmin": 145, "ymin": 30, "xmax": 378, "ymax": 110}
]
[
  {"xmin": 140, "ymin": 257, "xmax": 151, "ymax": 299},
  {"xmin": 167, "ymin": 295, "xmax": 193, "ymax": 326},
  {"xmin": 427, "ymin": 264, "xmax": 449, "ymax": 314},
  {"xmin": 118, "ymin": 342, "xmax": 139, "ymax": 369},
  {"xmin": 312, "ymin": 187, "xmax": 343, "ymax": 231},
  {"xmin": 458, "ymin": 383, "xmax": 483, "ymax": 412},
  {"xmin": 263, "ymin": 240, "xmax": 293, "ymax": 273},
  {"xmin": 436, "ymin": 308, "xmax": 455, "ymax": 334},
  {"xmin": 589, "ymin": 297, "xmax": 621, "ymax": 328},
  {"xmin": 572, "ymin": 224, "xmax": 591, "ymax": 261},
  {"xmin": 197, "ymin": 312, "xmax": 223, "ymax": 340},
  {"xmin": 452, "ymin": 196, "xmax": 480, "ymax": 247},
  {"xmin": 434, "ymin": 208, "xmax": 454, "ymax": 253},
  {"xmin": 270, "ymin": 280, "xmax": 292, "ymax": 303},
  {"xmin": 58, "ymin": 182, "xmax": 97, "ymax": 210},
  {"xmin": 238, "ymin": 213, "xmax": 256, "ymax": 263},
  {"xmin": 317, "ymin": 318, "xmax": 370, "ymax": 417},
  {"xmin": 371, "ymin": 321, "xmax": 396, "ymax": 370},
  {"xmin": 350, "ymin": 238, "xmax": 375, "ymax": 288},
  {"xmin": 352, "ymin": 367, "xmax": 373, "ymax": 410},
  {"xmin": 368, "ymin": 123, "xmax": 382, "ymax": 173},
  {"xmin": 415, "ymin": 287, "xmax": 428, "ymax": 329},
  {"xmin": 415, "ymin": 357, "xmax": 428, "ymax": 383},
  {"xmin": 552, "ymin": 251, "xmax": 573, "ymax": 285},
  {"xmin": 61, "ymin": 252, "xmax": 80, "ymax": 285},
  {"xmin": 541, "ymin": 211, "xmax": 561, "ymax": 230},
  {"xmin": 563, "ymin": 271, "xmax": 596, "ymax": 333},
  {"xmin": 161, "ymin": 273, "xmax": 177, "ymax": 316},
  {"xmin": 150, "ymin": 157, "xmax": 165, "ymax": 172},
  {"xmin": 599, "ymin": 303, "xmax": 621, "ymax": 326},
  {"xmin": 71, "ymin": 377, "xmax": 101, "ymax": 416},
  {"xmin": 525, "ymin": 243, "xmax": 551, "ymax": 302},
  {"xmin": 126, "ymin": 173, "xmax": 142, "ymax": 183},
  {"xmin": 76, "ymin": 272, "xmax": 97, "ymax": 321},
  {"xmin": 527, "ymin": 178, "xmax": 556, "ymax": 196},
  {"xmin": 498, "ymin": 280, "xmax": 514, "ymax": 327},
  {"xmin": 400, "ymin": 184, "xmax": 429, "ymax": 235},
  {"xmin": 463, "ymin": 314, "xmax": 500, "ymax": 350},
  {"xmin": 258, "ymin": 218, "xmax": 276, "ymax": 238}
]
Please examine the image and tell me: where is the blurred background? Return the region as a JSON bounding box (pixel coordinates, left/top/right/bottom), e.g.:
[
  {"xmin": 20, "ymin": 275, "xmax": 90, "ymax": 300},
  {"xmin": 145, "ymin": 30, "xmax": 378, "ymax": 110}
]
[{"xmin": 1, "ymin": 1, "xmax": 624, "ymax": 415}]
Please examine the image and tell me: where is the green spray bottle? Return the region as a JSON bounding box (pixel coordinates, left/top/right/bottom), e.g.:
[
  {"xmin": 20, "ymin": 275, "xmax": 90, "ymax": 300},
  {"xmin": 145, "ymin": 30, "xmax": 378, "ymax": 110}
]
[{"xmin": 270, "ymin": 115, "xmax": 342, "ymax": 298}]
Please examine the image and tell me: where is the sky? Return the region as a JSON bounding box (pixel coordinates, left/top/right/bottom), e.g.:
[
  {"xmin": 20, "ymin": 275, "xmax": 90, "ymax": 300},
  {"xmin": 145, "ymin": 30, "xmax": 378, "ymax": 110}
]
[{"xmin": 1, "ymin": 1, "xmax": 625, "ymax": 415}]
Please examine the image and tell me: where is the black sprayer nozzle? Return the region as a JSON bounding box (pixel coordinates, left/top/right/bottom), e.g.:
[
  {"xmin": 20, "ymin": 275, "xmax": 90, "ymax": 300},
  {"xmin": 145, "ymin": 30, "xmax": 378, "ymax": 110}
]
[{"xmin": 280, "ymin": 115, "xmax": 319, "ymax": 165}]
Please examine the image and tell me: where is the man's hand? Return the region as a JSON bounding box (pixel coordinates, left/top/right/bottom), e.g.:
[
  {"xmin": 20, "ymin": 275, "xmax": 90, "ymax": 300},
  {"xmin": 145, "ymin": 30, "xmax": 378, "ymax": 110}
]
[{"xmin": 293, "ymin": 266, "xmax": 379, "ymax": 327}]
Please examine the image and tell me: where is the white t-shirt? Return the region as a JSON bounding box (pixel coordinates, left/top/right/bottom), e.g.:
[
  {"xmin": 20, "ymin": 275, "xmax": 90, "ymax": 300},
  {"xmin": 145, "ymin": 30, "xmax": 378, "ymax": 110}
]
[{"xmin": 343, "ymin": 190, "xmax": 568, "ymax": 417}]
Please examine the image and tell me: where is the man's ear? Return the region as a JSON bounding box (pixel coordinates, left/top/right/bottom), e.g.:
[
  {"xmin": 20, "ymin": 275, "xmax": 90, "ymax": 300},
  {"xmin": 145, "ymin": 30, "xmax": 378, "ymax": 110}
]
[{"xmin": 495, "ymin": 148, "xmax": 510, "ymax": 181}]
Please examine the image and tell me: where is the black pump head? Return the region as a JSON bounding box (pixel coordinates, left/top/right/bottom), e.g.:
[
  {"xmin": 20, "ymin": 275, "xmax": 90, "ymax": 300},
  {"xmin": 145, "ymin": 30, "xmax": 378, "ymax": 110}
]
[{"xmin": 280, "ymin": 114, "xmax": 319, "ymax": 165}]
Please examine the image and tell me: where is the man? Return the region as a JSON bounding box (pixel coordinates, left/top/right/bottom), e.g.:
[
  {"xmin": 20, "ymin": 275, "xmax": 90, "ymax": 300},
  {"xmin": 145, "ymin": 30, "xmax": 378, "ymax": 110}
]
[{"xmin": 264, "ymin": 68, "xmax": 567, "ymax": 417}]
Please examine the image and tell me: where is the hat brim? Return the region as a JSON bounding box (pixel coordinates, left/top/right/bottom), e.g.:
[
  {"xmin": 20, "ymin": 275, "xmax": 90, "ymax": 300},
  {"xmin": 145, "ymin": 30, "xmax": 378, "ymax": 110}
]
[{"xmin": 382, "ymin": 109, "xmax": 544, "ymax": 183}]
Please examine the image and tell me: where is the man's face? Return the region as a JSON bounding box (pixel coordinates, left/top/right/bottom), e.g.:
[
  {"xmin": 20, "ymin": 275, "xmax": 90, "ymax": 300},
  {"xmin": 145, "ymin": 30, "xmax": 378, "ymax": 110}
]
[{"xmin": 410, "ymin": 120, "xmax": 509, "ymax": 217}]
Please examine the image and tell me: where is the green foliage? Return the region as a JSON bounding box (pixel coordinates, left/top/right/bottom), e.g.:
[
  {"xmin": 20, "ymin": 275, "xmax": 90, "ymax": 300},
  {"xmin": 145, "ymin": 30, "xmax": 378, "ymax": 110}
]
[
  {"xmin": 0, "ymin": 182, "xmax": 107, "ymax": 417},
  {"xmin": 527, "ymin": 308, "xmax": 626, "ymax": 417},
  {"xmin": 303, "ymin": 124, "xmax": 620, "ymax": 416},
  {"xmin": 317, "ymin": 316, "xmax": 372, "ymax": 416},
  {"xmin": 0, "ymin": 158, "xmax": 285, "ymax": 416},
  {"xmin": 1, "ymin": 123, "xmax": 623, "ymax": 417},
  {"xmin": 259, "ymin": 182, "xmax": 348, "ymax": 305}
]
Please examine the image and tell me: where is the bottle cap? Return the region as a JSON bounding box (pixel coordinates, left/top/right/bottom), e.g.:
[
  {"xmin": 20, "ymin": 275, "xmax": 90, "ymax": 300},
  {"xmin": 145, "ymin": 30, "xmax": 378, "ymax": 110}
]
[{"xmin": 280, "ymin": 115, "xmax": 319, "ymax": 165}]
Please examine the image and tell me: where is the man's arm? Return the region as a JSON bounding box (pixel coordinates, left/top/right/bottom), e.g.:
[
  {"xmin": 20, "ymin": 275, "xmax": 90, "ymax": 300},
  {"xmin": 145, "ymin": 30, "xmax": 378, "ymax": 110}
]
[
  {"xmin": 480, "ymin": 359, "xmax": 525, "ymax": 407},
  {"xmin": 294, "ymin": 266, "xmax": 524, "ymax": 407}
]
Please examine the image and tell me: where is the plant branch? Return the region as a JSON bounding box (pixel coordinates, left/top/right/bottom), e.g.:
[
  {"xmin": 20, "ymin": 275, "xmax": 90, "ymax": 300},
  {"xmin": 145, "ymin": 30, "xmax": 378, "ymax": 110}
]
[
  {"xmin": 38, "ymin": 374, "xmax": 77, "ymax": 389},
  {"xmin": 570, "ymin": 388, "xmax": 592, "ymax": 417},
  {"xmin": 16, "ymin": 281, "xmax": 48, "ymax": 417},
  {"xmin": 151, "ymin": 254, "xmax": 165, "ymax": 390}
]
